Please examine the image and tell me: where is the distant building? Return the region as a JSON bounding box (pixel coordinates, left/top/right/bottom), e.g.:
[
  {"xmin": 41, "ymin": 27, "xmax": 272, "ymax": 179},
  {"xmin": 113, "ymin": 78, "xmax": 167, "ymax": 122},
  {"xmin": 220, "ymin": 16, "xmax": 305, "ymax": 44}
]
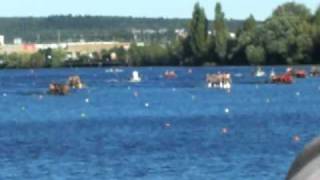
[
  {"xmin": 158, "ymin": 28, "xmax": 168, "ymax": 34},
  {"xmin": 110, "ymin": 52, "xmax": 118, "ymax": 61},
  {"xmin": 13, "ymin": 38, "xmax": 23, "ymax": 45},
  {"xmin": 136, "ymin": 42, "xmax": 145, "ymax": 47},
  {"xmin": 229, "ymin": 32, "xmax": 236, "ymax": 39},
  {"xmin": 143, "ymin": 29, "xmax": 156, "ymax": 35},
  {"xmin": 175, "ymin": 29, "xmax": 187, "ymax": 38},
  {"xmin": 0, "ymin": 35, "xmax": 5, "ymax": 46}
]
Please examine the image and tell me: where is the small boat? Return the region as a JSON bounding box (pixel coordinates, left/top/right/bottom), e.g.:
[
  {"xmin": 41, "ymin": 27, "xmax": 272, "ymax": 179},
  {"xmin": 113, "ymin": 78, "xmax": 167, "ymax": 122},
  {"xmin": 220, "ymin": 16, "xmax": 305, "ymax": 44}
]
[
  {"xmin": 254, "ymin": 66, "xmax": 266, "ymax": 77},
  {"xmin": 49, "ymin": 83, "xmax": 70, "ymax": 95},
  {"xmin": 164, "ymin": 70, "xmax": 177, "ymax": 79},
  {"xmin": 271, "ymin": 73, "xmax": 293, "ymax": 84},
  {"xmin": 130, "ymin": 71, "xmax": 141, "ymax": 83},
  {"xmin": 310, "ymin": 66, "xmax": 320, "ymax": 77},
  {"xmin": 68, "ymin": 75, "xmax": 85, "ymax": 89},
  {"xmin": 207, "ymin": 73, "xmax": 232, "ymax": 90},
  {"xmin": 287, "ymin": 67, "xmax": 306, "ymax": 78},
  {"xmin": 295, "ymin": 70, "xmax": 306, "ymax": 78},
  {"xmin": 269, "ymin": 68, "xmax": 276, "ymax": 78}
]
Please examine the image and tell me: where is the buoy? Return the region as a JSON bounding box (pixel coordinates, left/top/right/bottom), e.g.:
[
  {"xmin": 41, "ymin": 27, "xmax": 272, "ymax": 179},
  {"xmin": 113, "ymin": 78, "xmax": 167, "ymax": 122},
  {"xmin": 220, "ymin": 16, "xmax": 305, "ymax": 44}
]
[
  {"xmin": 165, "ymin": 123, "xmax": 171, "ymax": 128},
  {"xmin": 85, "ymin": 98, "xmax": 90, "ymax": 103},
  {"xmin": 222, "ymin": 128, "xmax": 229, "ymax": 134},
  {"xmin": 266, "ymin": 98, "xmax": 270, "ymax": 103},
  {"xmin": 191, "ymin": 95, "xmax": 196, "ymax": 100},
  {"xmin": 172, "ymin": 88, "xmax": 176, "ymax": 92},
  {"xmin": 296, "ymin": 92, "xmax": 301, "ymax": 96},
  {"xmin": 225, "ymin": 108, "xmax": 230, "ymax": 114},
  {"xmin": 145, "ymin": 103, "xmax": 150, "ymax": 108},
  {"xmin": 81, "ymin": 113, "xmax": 86, "ymax": 118},
  {"xmin": 134, "ymin": 91, "xmax": 139, "ymax": 97},
  {"xmin": 21, "ymin": 106, "xmax": 26, "ymax": 111},
  {"xmin": 2, "ymin": 93, "xmax": 7, "ymax": 97},
  {"xmin": 38, "ymin": 95, "xmax": 43, "ymax": 100},
  {"xmin": 293, "ymin": 135, "xmax": 301, "ymax": 142}
]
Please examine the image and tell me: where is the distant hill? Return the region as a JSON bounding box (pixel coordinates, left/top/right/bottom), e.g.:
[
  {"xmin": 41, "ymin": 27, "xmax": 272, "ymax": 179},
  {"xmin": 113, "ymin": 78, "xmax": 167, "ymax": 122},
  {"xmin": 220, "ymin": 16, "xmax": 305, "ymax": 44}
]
[{"xmin": 0, "ymin": 15, "xmax": 245, "ymax": 43}]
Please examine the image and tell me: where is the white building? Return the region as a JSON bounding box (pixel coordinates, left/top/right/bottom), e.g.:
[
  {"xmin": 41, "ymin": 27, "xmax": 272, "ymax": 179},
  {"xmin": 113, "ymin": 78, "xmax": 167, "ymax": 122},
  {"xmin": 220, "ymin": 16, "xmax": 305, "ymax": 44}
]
[
  {"xmin": 13, "ymin": 38, "xmax": 23, "ymax": 45},
  {"xmin": 229, "ymin": 32, "xmax": 236, "ymax": 39},
  {"xmin": 0, "ymin": 35, "xmax": 4, "ymax": 46}
]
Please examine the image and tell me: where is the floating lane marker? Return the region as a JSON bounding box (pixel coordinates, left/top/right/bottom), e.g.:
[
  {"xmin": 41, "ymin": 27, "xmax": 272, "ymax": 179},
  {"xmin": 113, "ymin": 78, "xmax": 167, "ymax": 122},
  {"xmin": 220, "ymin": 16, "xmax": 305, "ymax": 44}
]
[
  {"xmin": 85, "ymin": 98, "xmax": 90, "ymax": 103},
  {"xmin": 221, "ymin": 128, "xmax": 229, "ymax": 134},
  {"xmin": 164, "ymin": 123, "xmax": 171, "ymax": 128},
  {"xmin": 293, "ymin": 135, "xmax": 301, "ymax": 143},
  {"xmin": 266, "ymin": 98, "xmax": 271, "ymax": 103},
  {"xmin": 81, "ymin": 113, "xmax": 86, "ymax": 118},
  {"xmin": 225, "ymin": 108, "xmax": 230, "ymax": 114}
]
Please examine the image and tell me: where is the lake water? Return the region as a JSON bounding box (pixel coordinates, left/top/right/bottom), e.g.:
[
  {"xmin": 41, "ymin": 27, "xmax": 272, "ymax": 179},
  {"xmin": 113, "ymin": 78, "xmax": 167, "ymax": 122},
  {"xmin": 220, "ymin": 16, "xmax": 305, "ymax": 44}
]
[{"xmin": 0, "ymin": 66, "xmax": 319, "ymax": 179}]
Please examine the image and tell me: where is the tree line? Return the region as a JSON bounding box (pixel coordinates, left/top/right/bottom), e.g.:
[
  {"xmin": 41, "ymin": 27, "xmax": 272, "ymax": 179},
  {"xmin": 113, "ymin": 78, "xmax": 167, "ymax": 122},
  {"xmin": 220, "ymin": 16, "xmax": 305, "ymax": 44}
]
[
  {"xmin": 119, "ymin": 2, "xmax": 320, "ymax": 66},
  {"xmin": 0, "ymin": 2, "xmax": 319, "ymax": 68},
  {"xmin": 179, "ymin": 2, "xmax": 320, "ymax": 66},
  {"xmin": 0, "ymin": 15, "xmax": 243, "ymax": 43}
]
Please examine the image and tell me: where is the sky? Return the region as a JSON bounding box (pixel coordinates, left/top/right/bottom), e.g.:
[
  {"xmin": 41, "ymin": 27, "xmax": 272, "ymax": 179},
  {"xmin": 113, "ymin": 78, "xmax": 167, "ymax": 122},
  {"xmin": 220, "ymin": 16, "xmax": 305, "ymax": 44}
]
[{"xmin": 1, "ymin": 0, "xmax": 319, "ymax": 20}]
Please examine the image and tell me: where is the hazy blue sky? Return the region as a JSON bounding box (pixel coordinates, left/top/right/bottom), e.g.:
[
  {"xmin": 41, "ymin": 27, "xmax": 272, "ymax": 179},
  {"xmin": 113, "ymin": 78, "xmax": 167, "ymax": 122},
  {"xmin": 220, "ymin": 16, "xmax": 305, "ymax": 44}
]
[{"xmin": 1, "ymin": 0, "xmax": 318, "ymax": 20}]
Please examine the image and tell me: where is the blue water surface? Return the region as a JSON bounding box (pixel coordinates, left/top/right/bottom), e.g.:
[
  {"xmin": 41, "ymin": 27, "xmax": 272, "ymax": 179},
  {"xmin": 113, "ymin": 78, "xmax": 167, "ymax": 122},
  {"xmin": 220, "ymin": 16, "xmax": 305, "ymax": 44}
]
[{"xmin": 0, "ymin": 66, "xmax": 319, "ymax": 180}]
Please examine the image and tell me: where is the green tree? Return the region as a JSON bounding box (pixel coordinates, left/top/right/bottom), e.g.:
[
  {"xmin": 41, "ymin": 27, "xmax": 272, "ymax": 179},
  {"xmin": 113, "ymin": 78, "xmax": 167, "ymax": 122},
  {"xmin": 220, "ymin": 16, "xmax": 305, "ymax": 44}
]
[
  {"xmin": 260, "ymin": 6, "xmax": 313, "ymax": 64},
  {"xmin": 30, "ymin": 52, "xmax": 45, "ymax": 68},
  {"xmin": 50, "ymin": 49, "xmax": 67, "ymax": 67},
  {"xmin": 229, "ymin": 15, "xmax": 257, "ymax": 65},
  {"xmin": 272, "ymin": 2, "xmax": 312, "ymax": 20},
  {"xmin": 243, "ymin": 14, "xmax": 256, "ymax": 32},
  {"xmin": 183, "ymin": 3, "xmax": 208, "ymax": 65},
  {"xmin": 212, "ymin": 2, "xmax": 229, "ymax": 64},
  {"xmin": 245, "ymin": 45, "xmax": 265, "ymax": 65},
  {"xmin": 312, "ymin": 7, "xmax": 320, "ymax": 63}
]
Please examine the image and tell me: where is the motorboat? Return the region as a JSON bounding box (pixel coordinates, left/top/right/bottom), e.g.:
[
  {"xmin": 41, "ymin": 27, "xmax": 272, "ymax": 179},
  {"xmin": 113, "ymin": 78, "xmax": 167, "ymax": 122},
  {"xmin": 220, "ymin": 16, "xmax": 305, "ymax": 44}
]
[
  {"xmin": 130, "ymin": 71, "xmax": 141, "ymax": 83},
  {"xmin": 164, "ymin": 70, "xmax": 177, "ymax": 79},
  {"xmin": 271, "ymin": 73, "xmax": 293, "ymax": 84},
  {"xmin": 269, "ymin": 69, "xmax": 276, "ymax": 78},
  {"xmin": 254, "ymin": 66, "xmax": 266, "ymax": 77},
  {"xmin": 287, "ymin": 67, "xmax": 306, "ymax": 78},
  {"xmin": 310, "ymin": 66, "xmax": 320, "ymax": 77}
]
